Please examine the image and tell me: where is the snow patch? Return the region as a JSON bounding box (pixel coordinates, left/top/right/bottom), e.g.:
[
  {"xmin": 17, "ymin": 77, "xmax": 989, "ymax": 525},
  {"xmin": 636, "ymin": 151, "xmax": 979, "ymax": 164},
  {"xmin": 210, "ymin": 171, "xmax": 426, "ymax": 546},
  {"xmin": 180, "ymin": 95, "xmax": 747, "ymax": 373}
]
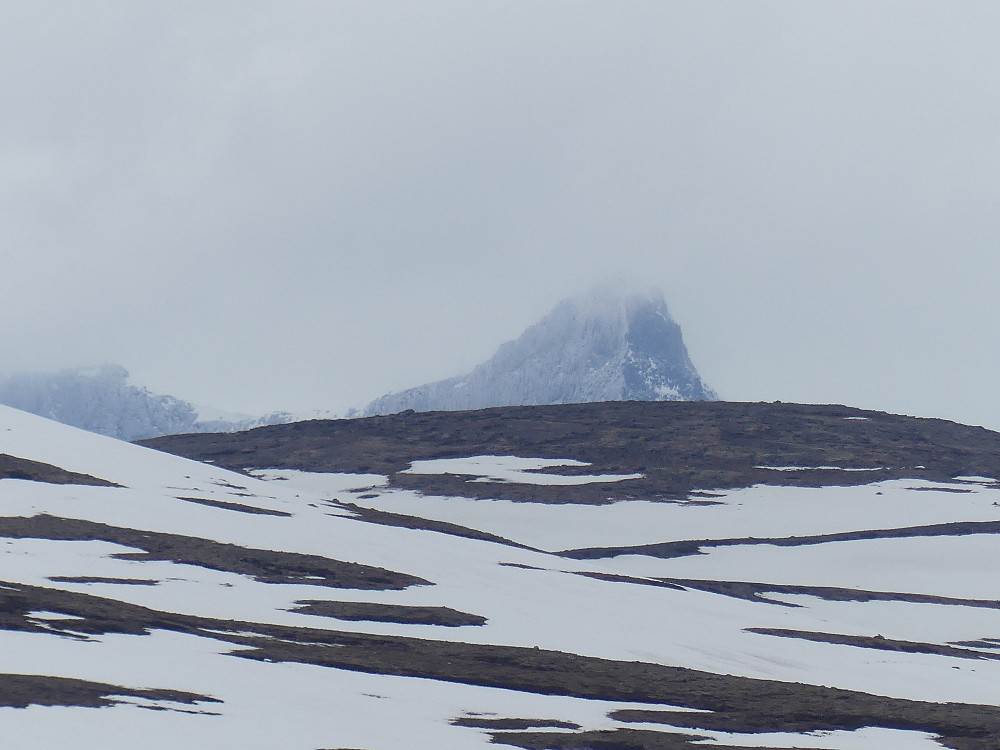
[{"xmin": 402, "ymin": 455, "xmax": 643, "ymax": 485}]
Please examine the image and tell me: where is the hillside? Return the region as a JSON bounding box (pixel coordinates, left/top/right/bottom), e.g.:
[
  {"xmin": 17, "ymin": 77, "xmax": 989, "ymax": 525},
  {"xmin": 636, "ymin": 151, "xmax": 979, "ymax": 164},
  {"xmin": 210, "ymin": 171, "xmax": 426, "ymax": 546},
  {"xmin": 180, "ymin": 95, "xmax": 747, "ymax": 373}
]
[
  {"xmin": 143, "ymin": 400, "xmax": 1000, "ymax": 503},
  {"xmin": 2, "ymin": 401, "xmax": 1000, "ymax": 748}
]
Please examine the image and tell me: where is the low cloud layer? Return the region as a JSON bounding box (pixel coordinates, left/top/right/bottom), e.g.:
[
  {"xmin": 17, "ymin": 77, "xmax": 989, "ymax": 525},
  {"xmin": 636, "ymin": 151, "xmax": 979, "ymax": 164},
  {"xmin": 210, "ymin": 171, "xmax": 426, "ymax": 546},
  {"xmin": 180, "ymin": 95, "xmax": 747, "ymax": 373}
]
[{"xmin": 3, "ymin": 2, "xmax": 999, "ymax": 428}]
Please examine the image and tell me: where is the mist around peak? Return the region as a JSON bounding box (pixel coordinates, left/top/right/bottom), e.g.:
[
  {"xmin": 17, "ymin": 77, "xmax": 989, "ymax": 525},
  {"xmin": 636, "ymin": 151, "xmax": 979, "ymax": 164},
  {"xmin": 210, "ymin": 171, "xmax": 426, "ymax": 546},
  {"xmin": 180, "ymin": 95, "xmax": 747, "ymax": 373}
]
[{"xmin": 363, "ymin": 285, "xmax": 715, "ymax": 416}]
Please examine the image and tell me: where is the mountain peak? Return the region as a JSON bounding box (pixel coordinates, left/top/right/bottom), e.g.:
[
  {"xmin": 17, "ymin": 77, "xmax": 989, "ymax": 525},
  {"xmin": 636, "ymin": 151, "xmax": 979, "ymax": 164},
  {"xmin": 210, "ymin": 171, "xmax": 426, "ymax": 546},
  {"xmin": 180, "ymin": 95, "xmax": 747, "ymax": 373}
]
[{"xmin": 363, "ymin": 285, "xmax": 716, "ymax": 415}]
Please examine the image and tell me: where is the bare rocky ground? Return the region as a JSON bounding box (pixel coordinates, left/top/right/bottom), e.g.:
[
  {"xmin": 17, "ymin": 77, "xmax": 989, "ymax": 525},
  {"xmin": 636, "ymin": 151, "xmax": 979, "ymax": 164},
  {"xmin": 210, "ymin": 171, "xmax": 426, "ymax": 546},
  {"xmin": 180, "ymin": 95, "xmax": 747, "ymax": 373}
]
[
  {"xmin": 0, "ymin": 454, "xmax": 117, "ymax": 487},
  {"xmin": 141, "ymin": 401, "xmax": 1000, "ymax": 503}
]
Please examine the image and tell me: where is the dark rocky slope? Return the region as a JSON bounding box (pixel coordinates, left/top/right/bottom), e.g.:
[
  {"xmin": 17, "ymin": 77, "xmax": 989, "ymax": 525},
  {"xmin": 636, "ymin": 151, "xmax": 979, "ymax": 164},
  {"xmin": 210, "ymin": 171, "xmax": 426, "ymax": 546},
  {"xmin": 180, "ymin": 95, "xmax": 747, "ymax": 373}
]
[{"xmin": 142, "ymin": 400, "xmax": 1000, "ymax": 504}]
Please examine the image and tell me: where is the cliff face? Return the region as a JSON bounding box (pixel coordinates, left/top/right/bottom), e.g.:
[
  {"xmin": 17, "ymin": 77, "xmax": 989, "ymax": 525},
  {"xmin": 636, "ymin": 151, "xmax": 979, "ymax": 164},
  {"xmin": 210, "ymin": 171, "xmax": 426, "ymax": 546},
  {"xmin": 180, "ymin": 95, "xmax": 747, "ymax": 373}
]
[{"xmin": 364, "ymin": 286, "xmax": 716, "ymax": 416}]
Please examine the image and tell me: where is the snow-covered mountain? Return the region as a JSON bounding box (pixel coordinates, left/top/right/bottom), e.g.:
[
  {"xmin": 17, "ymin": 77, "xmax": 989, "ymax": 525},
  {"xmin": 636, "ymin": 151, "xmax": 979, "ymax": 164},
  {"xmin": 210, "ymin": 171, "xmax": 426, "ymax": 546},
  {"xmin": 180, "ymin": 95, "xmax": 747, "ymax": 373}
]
[
  {"xmin": 363, "ymin": 285, "xmax": 716, "ymax": 416},
  {"xmin": 5, "ymin": 400, "xmax": 1000, "ymax": 749},
  {"xmin": 0, "ymin": 365, "xmax": 293, "ymax": 440}
]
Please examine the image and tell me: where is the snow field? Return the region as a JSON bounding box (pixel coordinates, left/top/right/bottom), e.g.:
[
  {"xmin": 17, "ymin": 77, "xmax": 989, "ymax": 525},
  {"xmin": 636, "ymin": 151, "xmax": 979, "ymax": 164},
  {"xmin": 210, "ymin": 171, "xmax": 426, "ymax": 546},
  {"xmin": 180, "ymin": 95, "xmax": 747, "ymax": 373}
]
[{"xmin": 3, "ymin": 404, "xmax": 1000, "ymax": 747}]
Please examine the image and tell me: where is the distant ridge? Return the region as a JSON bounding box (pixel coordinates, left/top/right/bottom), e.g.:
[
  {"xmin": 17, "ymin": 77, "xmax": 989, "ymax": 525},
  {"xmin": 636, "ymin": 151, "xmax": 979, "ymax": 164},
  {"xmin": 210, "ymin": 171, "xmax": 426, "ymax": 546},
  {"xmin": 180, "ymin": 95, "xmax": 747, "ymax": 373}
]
[
  {"xmin": 0, "ymin": 364, "xmax": 293, "ymax": 440},
  {"xmin": 363, "ymin": 284, "xmax": 716, "ymax": 416}
]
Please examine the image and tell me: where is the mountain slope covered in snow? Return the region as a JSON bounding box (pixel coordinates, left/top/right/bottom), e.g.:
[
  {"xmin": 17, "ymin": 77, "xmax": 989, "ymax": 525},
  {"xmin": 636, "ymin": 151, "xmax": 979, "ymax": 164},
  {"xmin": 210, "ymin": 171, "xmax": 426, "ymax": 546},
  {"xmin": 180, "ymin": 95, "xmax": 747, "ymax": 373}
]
[
  {"xmin": 3, "ymin": 401, "xmax": 999, "ymax": 748},
  {"xmin": 363, "ymin": 285, "xmax": 716, "ymax": 416}
]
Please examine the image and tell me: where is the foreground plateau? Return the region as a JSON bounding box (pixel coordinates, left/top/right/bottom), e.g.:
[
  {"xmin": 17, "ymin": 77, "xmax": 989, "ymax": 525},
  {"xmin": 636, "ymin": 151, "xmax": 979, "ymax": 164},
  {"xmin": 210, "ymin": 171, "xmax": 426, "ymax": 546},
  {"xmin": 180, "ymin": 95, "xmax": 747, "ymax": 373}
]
[{"xmin": 2, "ymin": 402, "xmax": 1000, "ymax": 749}]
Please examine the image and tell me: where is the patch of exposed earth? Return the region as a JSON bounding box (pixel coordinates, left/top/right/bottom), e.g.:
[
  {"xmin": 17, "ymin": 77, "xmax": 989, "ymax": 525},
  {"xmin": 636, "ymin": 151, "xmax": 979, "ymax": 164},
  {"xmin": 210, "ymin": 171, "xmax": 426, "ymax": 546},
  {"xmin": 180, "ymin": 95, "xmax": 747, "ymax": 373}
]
[{"xmin": 140, "ymin": 401, "xmax": 1000, "ymax": 504}]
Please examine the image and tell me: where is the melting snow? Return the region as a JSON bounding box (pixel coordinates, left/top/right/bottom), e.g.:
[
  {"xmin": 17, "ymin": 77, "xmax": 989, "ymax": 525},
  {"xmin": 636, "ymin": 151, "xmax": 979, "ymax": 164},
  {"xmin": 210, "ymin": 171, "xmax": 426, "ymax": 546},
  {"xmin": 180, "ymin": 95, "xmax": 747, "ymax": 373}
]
[
  {"xmin": 402, "ymin": 455, "xmax": 643, "ymax": 484},
  {"xmin": 2, "ymin": 404, "xmax": 999, "ymax": 748},
  {"xmin": 26, "ymin": 611, "xmax": 85, "ymax": 621}
]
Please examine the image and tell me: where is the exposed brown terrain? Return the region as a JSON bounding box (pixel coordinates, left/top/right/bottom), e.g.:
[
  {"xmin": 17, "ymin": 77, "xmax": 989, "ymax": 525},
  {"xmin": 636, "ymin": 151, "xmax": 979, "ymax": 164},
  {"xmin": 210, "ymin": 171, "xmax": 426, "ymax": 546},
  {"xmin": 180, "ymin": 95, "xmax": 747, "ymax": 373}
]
[
  {"xmin": 0, "ymin": 453, "xmax": 116, "ymax": 487},
  {"xmin": 0, "ymin": 514, "xmax": 425, "ymax": 590},
  {"xmin": 140, "ymin": 401, "xmax": 1000, "ymax": 503},
  {"xmin": 2, "ymin": 577, "xmax": 1000, "ymax": 748},
  {"xmin": 0, "ymin": 673, "xmax": 217, "ymax": 712},
  {"xmin": 5, "ymin": 401, "xmax": 1000, "ymax": 747}
]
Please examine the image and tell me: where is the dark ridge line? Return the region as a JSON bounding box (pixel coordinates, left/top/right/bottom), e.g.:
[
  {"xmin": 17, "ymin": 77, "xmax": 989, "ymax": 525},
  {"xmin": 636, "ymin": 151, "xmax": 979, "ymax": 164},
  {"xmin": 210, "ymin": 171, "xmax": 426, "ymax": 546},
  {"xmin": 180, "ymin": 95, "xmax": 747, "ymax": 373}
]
[
  {"xmin": 211, "ymin": 479, "xmax": 250, "ymax": 490},
  {"xmin": 666, "ymin": 577, "xmax": 1000, "ymax": 609},
  {"xmin": 0, "ymin": 672, "xmax": 219, "ymax": 711},
  {"xmin": 575, "ymin": 572, "xmax": 1000, "ymax": 611},
  {"xmin": 3, "ymin": 578, "xmax": 1000, "ymax": 745},
  {"xmin": 229, "ymin": 629, "xmax": 1000, "ymax": 742},
  {"xmin": 953, "ymin": 639, "xmax": 1000, "ymax": 650},
  {"xmin": 0, "ymin": 453, "xmax": 119, "ymax": 487},
  {"xmin": 559, "ymin": 519, "xmax": 1000, "ymax": 560},
  {"xmin": 487, "ymin": 727, "xmax": 716, "ymax": 750},
  {"xmin": 174, "ymin": 496, "xmax": 293, "ymax": 517},
  {"xmin": 48, "ymin": 576, "xmax": 160, "ymax": 586},
  {"xmin": 0, "ymin": 514, "xmax": 426, "ymax": 591},
  {"xmin": 451, "ymin": 717, "xmax": 581, "ymax": 730},
  {"xmin": 330, "ymin": 500, "xmax": 543, "ymax": 552},
  {"xmin": 606, "ymin": 700, "xmax": 1000, "ymax": 747},
  {"xmin": 291, "ymin": 600, "xmax": 487, "ymax": 627},
  {"xmin": 905, "ymin": 486, "xmax": 975, "ymax": 493},
  {"xmin": 574, "ymin": 571, "xmax": 688, "ymax": 592},
  {"xmin": 139, "ymin": 400, "xmax": 1000, "ymax": 505},
  {"xmin": 745, "ymin": 627, "xmax": 1000, "ymax": 661}
]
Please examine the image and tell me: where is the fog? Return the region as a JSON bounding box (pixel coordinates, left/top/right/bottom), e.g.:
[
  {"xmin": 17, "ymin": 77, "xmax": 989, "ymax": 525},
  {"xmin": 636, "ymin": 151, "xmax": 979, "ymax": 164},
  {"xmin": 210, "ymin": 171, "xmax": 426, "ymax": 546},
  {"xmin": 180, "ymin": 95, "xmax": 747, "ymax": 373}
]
[{"xmin": 3, "ymin": 2, "xmax": 999, "ymax": 429}]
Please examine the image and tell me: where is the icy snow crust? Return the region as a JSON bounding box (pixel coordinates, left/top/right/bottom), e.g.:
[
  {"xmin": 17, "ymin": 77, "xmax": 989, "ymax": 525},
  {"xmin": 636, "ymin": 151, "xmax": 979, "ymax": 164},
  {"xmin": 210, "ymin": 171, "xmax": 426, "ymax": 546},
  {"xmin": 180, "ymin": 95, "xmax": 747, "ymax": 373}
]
[{"xmin": 0, "ymin": 404, "xmax": 998, "ymax": 748}]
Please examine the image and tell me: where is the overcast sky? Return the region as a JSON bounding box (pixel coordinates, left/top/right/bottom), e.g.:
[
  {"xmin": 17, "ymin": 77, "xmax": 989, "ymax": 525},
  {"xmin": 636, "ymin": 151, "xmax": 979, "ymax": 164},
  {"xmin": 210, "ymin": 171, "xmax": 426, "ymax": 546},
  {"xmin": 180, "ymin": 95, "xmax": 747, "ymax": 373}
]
[{"xmin": 3, "ymin": 2, "xmax": 1000, "ymax": 429}]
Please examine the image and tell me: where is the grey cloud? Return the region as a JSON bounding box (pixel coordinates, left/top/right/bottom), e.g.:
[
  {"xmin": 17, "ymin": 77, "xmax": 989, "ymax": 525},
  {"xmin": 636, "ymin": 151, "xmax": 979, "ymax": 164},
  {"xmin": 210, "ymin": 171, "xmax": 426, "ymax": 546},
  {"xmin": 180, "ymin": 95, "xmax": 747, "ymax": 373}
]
[{"xmin": 1, "ymin": 2, "xmax": 998, "ymax": 428}]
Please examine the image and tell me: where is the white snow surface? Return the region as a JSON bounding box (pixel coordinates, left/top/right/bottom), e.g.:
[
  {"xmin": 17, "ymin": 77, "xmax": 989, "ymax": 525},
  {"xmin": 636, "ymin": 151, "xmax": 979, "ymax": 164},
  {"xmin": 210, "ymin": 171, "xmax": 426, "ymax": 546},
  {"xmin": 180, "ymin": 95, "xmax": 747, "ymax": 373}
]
[
  {"xmin": 401, "ymin": 455, "xmax": 644, "ymax": 485},
  {"xmin": 1, "ymin": 403, "xmax": 999, "ymax": 748}
]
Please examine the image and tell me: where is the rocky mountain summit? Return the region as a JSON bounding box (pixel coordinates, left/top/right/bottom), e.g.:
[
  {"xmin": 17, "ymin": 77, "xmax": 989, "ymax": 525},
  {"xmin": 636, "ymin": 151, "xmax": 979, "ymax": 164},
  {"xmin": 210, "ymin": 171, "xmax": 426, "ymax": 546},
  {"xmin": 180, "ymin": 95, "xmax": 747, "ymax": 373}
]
[
  {"xmin": 2, "ymin": 287, "xmax": 714, "ymax": 438},
  {"xmin": 363, "ymin": 285, "xmax": 716, "ymax": 416}
]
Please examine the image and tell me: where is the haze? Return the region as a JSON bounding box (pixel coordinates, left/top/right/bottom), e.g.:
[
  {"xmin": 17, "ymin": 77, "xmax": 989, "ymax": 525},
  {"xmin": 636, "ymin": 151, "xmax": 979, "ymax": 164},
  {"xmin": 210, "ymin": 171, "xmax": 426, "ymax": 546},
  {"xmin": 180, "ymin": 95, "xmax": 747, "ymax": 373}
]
[{"xmin": 3, "ymin": 2, "xmax": 999, "ymax": 429}]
